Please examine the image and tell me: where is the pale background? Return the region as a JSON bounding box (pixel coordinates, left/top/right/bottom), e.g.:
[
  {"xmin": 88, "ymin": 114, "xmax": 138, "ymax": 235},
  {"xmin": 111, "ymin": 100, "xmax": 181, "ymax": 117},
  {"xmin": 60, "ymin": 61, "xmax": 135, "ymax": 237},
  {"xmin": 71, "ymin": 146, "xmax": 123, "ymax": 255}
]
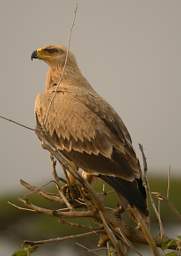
[{"xmin": 0, "ymin": 0, "xmax": 180, "ymax": 193}]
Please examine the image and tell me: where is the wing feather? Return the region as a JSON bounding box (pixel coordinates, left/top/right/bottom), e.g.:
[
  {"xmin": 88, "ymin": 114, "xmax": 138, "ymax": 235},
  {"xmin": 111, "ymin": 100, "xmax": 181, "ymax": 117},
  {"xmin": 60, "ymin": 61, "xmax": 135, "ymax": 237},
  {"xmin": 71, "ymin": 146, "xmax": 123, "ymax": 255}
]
[
  {"xmin": 35, "ymin": 92, "xmax": 114, "ymax": 158},
  {"xmin": 35, "ymin": 88, "xmax": 140, "ymax": 180}
]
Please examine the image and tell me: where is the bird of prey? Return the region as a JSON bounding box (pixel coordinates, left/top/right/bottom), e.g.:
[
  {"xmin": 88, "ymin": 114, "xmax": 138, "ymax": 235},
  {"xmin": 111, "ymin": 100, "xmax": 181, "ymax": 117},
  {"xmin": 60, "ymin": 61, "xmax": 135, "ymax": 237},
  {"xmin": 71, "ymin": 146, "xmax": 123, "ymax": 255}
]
[{"xmin": 31, "ymin": 45, "xmax": 148, "ymax": 216}]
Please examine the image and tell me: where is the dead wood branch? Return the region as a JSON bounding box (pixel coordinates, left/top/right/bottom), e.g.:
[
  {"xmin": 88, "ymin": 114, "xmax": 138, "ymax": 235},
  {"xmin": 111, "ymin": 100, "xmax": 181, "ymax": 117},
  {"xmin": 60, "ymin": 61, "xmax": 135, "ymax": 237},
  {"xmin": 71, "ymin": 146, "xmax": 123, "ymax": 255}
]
[
  {"xmin": 10, "ymin": 173, "xmax": 181, "ymax": 255},
  {"xmin": 24, "ymin": 229, "xmax": 103, "ymax": 247},
  {"xmin": 20, "ymin": 179, "xmax": 64, "ymax": 203}
]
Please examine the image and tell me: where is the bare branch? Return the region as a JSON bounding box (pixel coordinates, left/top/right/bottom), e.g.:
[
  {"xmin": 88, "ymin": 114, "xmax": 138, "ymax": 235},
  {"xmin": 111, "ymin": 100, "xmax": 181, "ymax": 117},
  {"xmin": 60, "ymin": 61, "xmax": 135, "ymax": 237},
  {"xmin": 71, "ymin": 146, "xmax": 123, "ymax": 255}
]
[
  {"xmin": 8, "ymin": 201, "xmax": 36, "ymax": 213},
  {"xmin": 99, "ymin": 211, "xmax": 125, "ymax": 256},
  {"xmin": 60, "ymin": 218, "xmax": 95, "ymax": 231},
  {"xmin": 17, "ymin": 198, "xmax": 95, "ymax": 218},
  {"xmin": 0, "ymin": 114, "xmax": 35, "ymax": 131},
  {"xmin": 20, "ymin": 179, "xmax": 64, "ymax": 203},
  {"xmin": 24, "ymin": 229, "xmax": 103, "ymax": 246},
  {"xmin": 50, "ymin": 155, "xmax": 73, "ymax": 210},
  {"xmin": 10, "ymin": 171, "xmax": 181, "ymax": 254}
]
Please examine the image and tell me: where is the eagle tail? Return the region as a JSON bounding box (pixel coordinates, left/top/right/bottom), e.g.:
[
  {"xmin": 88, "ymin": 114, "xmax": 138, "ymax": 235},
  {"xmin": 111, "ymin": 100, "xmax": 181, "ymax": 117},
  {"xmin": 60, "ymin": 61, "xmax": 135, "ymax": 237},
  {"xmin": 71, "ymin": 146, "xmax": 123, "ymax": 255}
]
[{"xmin": 99, "ymin": 175, "xmax": 148, "ymax": 216}]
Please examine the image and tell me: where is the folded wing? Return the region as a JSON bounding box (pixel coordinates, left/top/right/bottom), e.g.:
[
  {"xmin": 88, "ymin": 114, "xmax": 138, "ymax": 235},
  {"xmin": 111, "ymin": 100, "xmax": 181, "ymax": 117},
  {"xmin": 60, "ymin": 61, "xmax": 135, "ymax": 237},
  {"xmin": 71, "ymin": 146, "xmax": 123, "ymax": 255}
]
[{"xmin": 35, "ymin": 88, "xmax": 141, "ymax": 181}]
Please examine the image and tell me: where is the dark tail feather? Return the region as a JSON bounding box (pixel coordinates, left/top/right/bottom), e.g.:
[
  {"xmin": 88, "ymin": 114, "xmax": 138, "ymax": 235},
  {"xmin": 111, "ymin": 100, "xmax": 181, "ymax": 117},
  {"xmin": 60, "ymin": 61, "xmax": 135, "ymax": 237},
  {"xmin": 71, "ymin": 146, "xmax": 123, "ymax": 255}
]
[{"xmin": 99, "ymin": 175, "xmax": 148, "ymax": 216}]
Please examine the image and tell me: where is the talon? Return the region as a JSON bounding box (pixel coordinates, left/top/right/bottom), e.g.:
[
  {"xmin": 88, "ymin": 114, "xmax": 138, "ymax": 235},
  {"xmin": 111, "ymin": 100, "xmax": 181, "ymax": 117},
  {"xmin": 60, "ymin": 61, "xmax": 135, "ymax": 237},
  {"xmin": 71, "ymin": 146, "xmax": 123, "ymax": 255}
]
[
  {"xmin": 62, "ymin": 184, "xmax": 81, "ymax": 205},
  {"xmin": 97, "ymin": 233, "xmax": 109, "ymax": 247}
]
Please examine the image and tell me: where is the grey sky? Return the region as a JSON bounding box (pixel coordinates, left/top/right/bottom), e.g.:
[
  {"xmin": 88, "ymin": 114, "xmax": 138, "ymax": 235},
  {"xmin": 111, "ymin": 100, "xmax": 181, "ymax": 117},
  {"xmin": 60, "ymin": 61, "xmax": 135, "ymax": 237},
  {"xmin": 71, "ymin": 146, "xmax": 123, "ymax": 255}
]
[{"xmin": 0, "ymin": 0, "xmax": 180, "ymax": 192}]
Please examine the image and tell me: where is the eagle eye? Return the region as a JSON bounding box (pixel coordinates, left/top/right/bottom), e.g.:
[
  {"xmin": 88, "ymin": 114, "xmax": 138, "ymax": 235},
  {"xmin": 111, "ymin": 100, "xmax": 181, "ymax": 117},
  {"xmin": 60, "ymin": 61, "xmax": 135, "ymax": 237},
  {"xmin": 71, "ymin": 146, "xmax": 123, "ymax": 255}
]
[{"xmin": 44, "ymin": 48, "xmax": 59, "ymax": 54}]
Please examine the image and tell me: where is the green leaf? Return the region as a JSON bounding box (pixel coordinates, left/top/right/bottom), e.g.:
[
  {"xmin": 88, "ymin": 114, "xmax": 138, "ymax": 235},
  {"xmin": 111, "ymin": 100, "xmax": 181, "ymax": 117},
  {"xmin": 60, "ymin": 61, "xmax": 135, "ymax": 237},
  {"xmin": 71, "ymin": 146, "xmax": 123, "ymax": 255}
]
[
  {"xmin": 161, "ymin": 239, "xmax": 177, "ymax": 250},
  {"xmin": 165, "ymin": 252, "xmax": 177, "ymax": 256},
  {"xmin": 11, "ymin": 245, "xmax": 37, "ymax": 256},
  {"xmin": 12, "ymin": 249, "xmax": 28, "ymax": 256}
]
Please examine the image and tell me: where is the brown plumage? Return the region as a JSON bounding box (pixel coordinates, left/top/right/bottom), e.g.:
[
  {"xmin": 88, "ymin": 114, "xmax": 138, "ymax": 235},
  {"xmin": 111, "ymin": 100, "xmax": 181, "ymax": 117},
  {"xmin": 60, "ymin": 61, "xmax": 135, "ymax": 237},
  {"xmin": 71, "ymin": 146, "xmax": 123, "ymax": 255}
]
[{"xmin": 31, "ymin": 45, "xmax": 148, "ymax": 216}]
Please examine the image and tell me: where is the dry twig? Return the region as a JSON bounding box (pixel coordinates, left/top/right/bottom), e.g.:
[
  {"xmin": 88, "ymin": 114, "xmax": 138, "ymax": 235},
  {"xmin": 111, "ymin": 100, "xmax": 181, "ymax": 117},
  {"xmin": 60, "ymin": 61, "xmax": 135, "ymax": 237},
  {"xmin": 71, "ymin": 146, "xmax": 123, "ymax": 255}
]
[
  {"xmin": 24, "ymin": 229, "xmax": 103, "ymax": 247},
  {"xmin": 0, "ymin": 114, "xmax": 35, "ymax": 131},
  {"xmin": 166, "ymin": 166, "xmax": 171, "ymax": 199},
  {"xmin": 139, "ymin": 144, "xmax": 165, "ymax": 240},
  {"xmin": 43, "ymin": 1, "xmax": 78, "ymax": 125},
  {"xmin": 10, "ymin": 173, "xmax": 181, "ymax": 255},
  {"xmin": 20, "ymin": 179, "xmax": 64, "ymax": 203}
]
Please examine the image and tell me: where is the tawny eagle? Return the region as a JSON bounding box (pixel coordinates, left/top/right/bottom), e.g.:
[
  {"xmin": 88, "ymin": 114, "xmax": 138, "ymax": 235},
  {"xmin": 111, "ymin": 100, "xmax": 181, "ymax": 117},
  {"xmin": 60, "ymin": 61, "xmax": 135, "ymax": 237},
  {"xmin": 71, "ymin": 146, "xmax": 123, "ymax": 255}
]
[{"xmin": 31, "ymin": 45, "xmax": 148, "ymax": 216}]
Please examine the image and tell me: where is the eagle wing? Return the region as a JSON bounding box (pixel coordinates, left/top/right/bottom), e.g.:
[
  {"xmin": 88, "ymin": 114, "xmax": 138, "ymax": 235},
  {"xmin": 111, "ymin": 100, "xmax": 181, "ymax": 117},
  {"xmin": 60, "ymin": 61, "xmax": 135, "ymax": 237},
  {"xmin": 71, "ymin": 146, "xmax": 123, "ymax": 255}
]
[{"xmin": 35, "ymin": 88, "xmax": 141, "ymax": 181}]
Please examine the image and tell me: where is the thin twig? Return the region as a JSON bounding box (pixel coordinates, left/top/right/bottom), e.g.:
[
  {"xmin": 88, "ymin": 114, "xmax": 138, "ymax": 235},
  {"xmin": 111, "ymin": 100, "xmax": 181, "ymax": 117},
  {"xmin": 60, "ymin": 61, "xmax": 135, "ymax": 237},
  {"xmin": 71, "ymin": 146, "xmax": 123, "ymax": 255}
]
[
  {"xmin": 116, "ymin": 227, "xmax": 143, "ymax": 256},
  {"xmin": 50, "ymin": 155, "xmax": 73, "ymax": 210},
  {"xmin": 152, "ymin": 192, "xmax": 181, "ymax": 221},
  {"xmin": 166, "ymin": 200, "xmax": 181, "ymax": 221},
  {"xmin": 8, "ymin": 201, "xmax": 36, "ymax": 213},
  {"xmin": 18, "ymin": 198, "xmax": 95, "ymax": 218},
  {"xmin": 157, "ymin": 199, "xmax": 161, "ymax": 225},
  {"xmin": 166, "ymin": 166, "xmax": 171, "ymax": 199},
  {"xmin": 0, "ymin": 114, "xmax": 35, "ymax": 131},
  {"xmin": 139, "ymin": 143, "xmax": 165, "ymax": 239},
  {"xmin": 130, "ymin": 208, "xmax": 161, "ymax": 256},
  {"xmin": 20, "ymin": 179, "xmax": 64, "ymax": 203},
  {"xmin": 88, "ymin": 247, "xmax": 108, "ymax": 253},
  {"xmin": 60, "ymin": 218, "xmax": 94, "ymax": 231},
  {"xmin": 146, "ymin": 175, "xmax": 165, "ymax": 239},
  {"xmin": 99, "ymin": 211, "xmax": 124, "ymax": 256},
  {"xmin": 24, "ymin": 229, "xmax": 103, "ymax": 246},
  {"xmin": 43, "ymin": 2, "xmax": 78, "ymax": 126},
  {"xmin": 75, "ymin": 242, "xmax": 100, "ymax": 256}
]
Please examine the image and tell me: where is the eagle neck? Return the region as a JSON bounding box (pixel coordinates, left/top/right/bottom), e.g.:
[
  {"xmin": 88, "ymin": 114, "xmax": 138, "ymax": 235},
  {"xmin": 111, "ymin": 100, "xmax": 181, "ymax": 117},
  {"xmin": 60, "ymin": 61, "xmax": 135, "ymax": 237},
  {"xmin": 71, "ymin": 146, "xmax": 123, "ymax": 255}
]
[{"xmin": 45, "ymin": 62, "xmax": 92, "ymax": 92}]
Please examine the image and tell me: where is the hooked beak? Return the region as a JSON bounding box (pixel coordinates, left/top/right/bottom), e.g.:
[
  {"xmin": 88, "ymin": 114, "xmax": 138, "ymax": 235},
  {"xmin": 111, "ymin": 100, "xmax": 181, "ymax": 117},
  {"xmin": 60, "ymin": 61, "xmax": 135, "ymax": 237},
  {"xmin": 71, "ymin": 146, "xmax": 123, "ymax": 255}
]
[
  {"xmin": 31, "ymin": 48, "xmax": 44, "ymax": 61},
  {"xmin": 31, "ymin": 50, "xmax": 38, "ymax": 60}
]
